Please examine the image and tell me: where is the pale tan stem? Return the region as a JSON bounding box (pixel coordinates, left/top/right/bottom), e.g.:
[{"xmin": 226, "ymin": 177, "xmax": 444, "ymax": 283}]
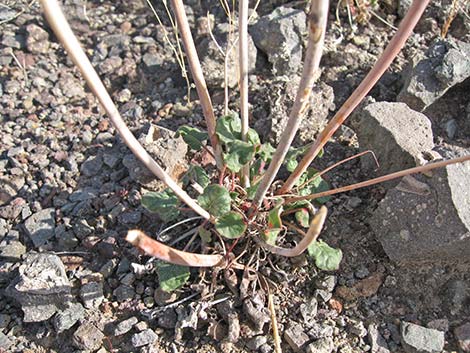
[
  {"xmin": 279, "ymin": 0, "xmax": 430, "ymax": 194},
  {"xmin": 284, "ymin": 155, "xmax": 470, "ymax": 204},
  {"xmin": 39, "ymin": 0, "xmax": 211, "ymax": 221},
  {"xmin": 126, "ymin": 230, "xmax": 224, "ymax": 267},
  {"xmin": 170, "ymin": 0, "xmax": 224, "ymax": 169},
  {"xmin": 250, "ymin": 0, "xmax": 329, "ymax": 213},
  {"xmin": 239, "ymin": 0, "xmax": 250, "ymax": 187},
  {"xmin": 254, "ymin": 206, "xmax": 327, "ymax": 257}
]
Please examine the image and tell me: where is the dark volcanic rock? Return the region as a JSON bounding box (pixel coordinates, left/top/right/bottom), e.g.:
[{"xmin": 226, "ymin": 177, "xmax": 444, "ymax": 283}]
[{"xmin": 23, "ymin": 208, "xmax": 56, "ymax": 247}]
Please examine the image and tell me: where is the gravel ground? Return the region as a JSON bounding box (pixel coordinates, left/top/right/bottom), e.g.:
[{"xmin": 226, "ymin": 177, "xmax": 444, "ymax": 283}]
[{"xmin": 0, "ymin": 0, "xmax": 469, "ymax": 352}]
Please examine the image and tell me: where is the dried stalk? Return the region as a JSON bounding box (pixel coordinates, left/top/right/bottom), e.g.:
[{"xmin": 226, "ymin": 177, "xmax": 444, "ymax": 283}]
[
  {"xmin": 39, "ymin": 0, "xmax": 211, "ymax": 221},
  {"xmin": 284, "ymin": 155, "xmax": 470, "ymax": 204},
  {"xmin": 250, "ymin": 0, "xmax": 329, "ymax": 213},
  {"xmin": 279, "ymin": 0, "xmax": 430, "ymax": 194},
  {"xmin": 254, "ymin": 206, "xmax": 327, "ymax": 257},
  {"xmin": 239, "ymin": 0, "xmax": 250, "ymax": 187},
  {"xmin": 126, "ymin": 230, "xmax": 224, "ymax": 267},
  {"xmin": 170, "ymin": 0, "xmax": 224, "ymax": 169}
]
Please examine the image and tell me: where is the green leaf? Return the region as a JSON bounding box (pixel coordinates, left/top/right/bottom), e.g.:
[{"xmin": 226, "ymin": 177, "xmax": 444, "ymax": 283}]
[
  {"xmin": 198, "ymin": 184, "xmax": 231, "ymax": 217},
  {"xmin": 258, "ymin": 143, "xmax": 275, "ymax": 162},
  {"xmin": 307, "ymin": 240, "xmax": 343, "ymax": 271},
  {"xmin": 224, "ymin": 140, "xmax": 256, "ymax": 172},
  {"xmin": 247, "ymin": 128, "xmax": 261, "ymax": 145},
  {"xmin": 176, "ymin": 126, "xmax": 208, "ymax": 151},
  {"xmin": 216, "ymin": 114, "xmax": 241, "ymax": 144},
  {"xmin": 141, "ymin": 190, "xmax": 180, "ymax": 222},
  {"xmin": 263, "ymin": 205, "xmax": 283, "ymax": 245},
  {"xmin": 298, "ymin": 169, "xmax": 331, "ymax": 204},
  {"xmin": 215, "ymin": 212, "xmax": 246, "ymax": 239},
  {"xmin": 198, "ymin": 227, "xmax": 212, "ymax": 243},
  {"xmin": 246, "ymin": 180, "xmax": 260, "ymax": 200},
  {"xmin": 183, "ymin": 165, "xmax": 210, "ymax": 188},
  {"xmin": 286, "ymin": 158, "xmax": 298, "ymax": 172},
  {"xmin": 156, "ymin": 262, "xmax": 190, "ymax": 292},
  {"xmin": 295, "ymin": 208, "xmax": 310, "ymax": 228}
]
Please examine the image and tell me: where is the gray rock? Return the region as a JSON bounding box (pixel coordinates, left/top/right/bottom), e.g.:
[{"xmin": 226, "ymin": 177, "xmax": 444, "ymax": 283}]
[
  {"xmin": 250, "ymin": 7, "xmax": 306, "ymax": 75},
  {"xmin": 0, "ymin": 230, "xmax": 26, "ymax": 261},
  {"xmin": 5, "ymin": 253, "xmax": 72, "ymax": 322},
  {"xmin": 370, "ymin": 158, "xmax": 470, "ymax": 263},
  {"xmin": 246, "ymin": 335, "xmax": 267, "ymax": 351},
  {"xmin": 156, "ymin": 308, "xmax": 177, "ymax": 329},
  {"xmin": 444, "ymin": 279, "xmax": 468, "ymax": 315},
  {"xmin": 24, "ymin": 208, "xmax": 56, "ymax": 247},
  {"xmin": 80, "ymin": 281, "xmax": 104, "ymax": 309},
  {"xmin": 113, "ymin": 316, "xmax": 138, "ymax": 336},
  {"xmin": 53, "ymin": 302, "xmax": 85, "ymax": 333},
  {"xmin": 349, "ymin": 319, "xmax": 367, "ymax": 337},
  {"xmin": 113, "ymin": 284, "xmax": 135, "ymax": 302},
  {"xmin": 198, "ymin": 23, "xmax": 257, "ymax": 88},
  {"xmin": 315, "ymin": 275, "xmax": 337, "ymax": 292},
  {"xmin": 243, "ymin": 297, "xmax": 270, "ymax": 332},
  {"xmin": 254, "ymin": 78, "xmax": 334, "ymax": 144},
  {"xmin": 353, "ymin": 102, "xmax": 434, "ymax": 178},
  {"xmin": 300, "ymin": 298, "xmax": 318, "ymax": 325},
  {"xmin": 284, "ymin": 321, "xmax": 309, "ymax": 352},
  {"xmin": 80, "ymin": 154, "xmax": 103, "ymax": 177},
  {"xmin": 306, "ymin": 337, "xmax": 334, "ymax": 353},
  {"xmin": 73, "ymin": 323, "xmax": 105, "ymax": 351},
  {"xmin": 400, "ymin": 321, "xmax": 444, "ymax": 353},
  {"xmin": 0, "ymin": 314, "xmax": 11, "ymax": 329},
  {"xmin": 454, "ymin": 322, "xmax": 470, "ymax": 352},
  {"xmin": 122, "ymin": 125, "xmax": 187, "ymax": 191},
  {"xmin": 308, "ymin": 323, "xmax": 334, "ymax": 340},
  {"xmin": 398, "ymin": 39, "xmax": 470, "ymax": 111},
  {"xmin": 368, "ymin": 324, "xmax": 390, "ymax": 353},
  {"xmin": 0, "ymin": 332, "xmax": 13, "ymax": 351},
  {"xmin": 131, "ymin": 329, "xmax": 158, "ymax": 348},
  {"xmin": 0, "ymin": 175, "xmax": 25, "ymax": 206},
  {"xmin": 26, "ymin": 24, "xmax": 50, "ymax": 54},
  {"xmin": 397, "ymin": 0, "xmax": 412, "ymax": 18}
]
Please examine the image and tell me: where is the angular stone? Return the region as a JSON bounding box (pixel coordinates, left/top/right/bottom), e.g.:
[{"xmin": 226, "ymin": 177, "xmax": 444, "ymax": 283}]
[
  {"xmin": 300, "ymin": 298, "xmax": 318, "ymax": 325},
  {"xmin": 398, "ymin": 38, "xmax": 470, "ymax": 111},
  {"xmin": 53, "ymin": 302, "xmax": 85, "ymax": 333},
  {"xmin": 0, "ymin": 230, "xmax": 26, "ymax": 261},
  {"xmin": 73, "ymin": 323, "xmax": 105, "ymax": 351},
  {"xmin": 113, "ymin": 316, "xmax": 138, "ymax": 336},
  {"xmin": 24, "ymin": 208, "xmax": 56, "ymax": 247},
  {"xmin": 0, "ymin": 332, "xmax": 13, "ymax": 351},
  {"xmin": 284, "ymin": 321, "xmax": 309, "ymax": 352},
  {"xmin": 80, "ymin": 281, "xmax": 104, "ymax": 309},
  {"xmin": 122, "ymin": 125, "xmax": 187, "ymax": 191},
  {"xmin": 198, "ymin": 23, "xmax": 257, "ymax": 88},
  {"xmin": 5, "ymin": 253, "xmax": 72, "ymax": 322},
  {"xmin": 250, "ymin": 7, "xmax": 306, "ymax": 75},
  {"xmin": 353, "ymin": 102, "xmax": 434, "ymax": 178},
  {"xmin": 400, "ymin": 321, "xmax": 444, "ymax": 353},
  {"xmin": 113, "ymin": 284, "xmax": 135, "ymax": 302},
  {"xmin": 26, "ymin": 24, "xmax": 50, "ymax": 54},
  {"xmin": 368, "ymin": 324, "xmax": 390, "ymax": 353},
  {"xmin": 370, "ymin": 159, "xmax": 470, "ymax": 263},
  {"xmin": 306, "ymin": 337, "xmax": 334, "ymax": 353},
  {"xmin": 131, "ymin": 329, "xmax": 158, "ymax": 348},
  {"xmin": 454, "ymin": 322, "xmax": 470, "ymax": 352}
]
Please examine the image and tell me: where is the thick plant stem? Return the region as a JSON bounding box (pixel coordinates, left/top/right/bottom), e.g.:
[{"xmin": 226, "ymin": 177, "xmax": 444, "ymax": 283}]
[
  {"xmin": 254, "ymin": 206, "xmax": 327, "ymax": 257},
  {"xmin": 279, "ymin": 0, "xmax": 430, "ymax": 194},
  {"xmin": 284, "ymin": 155, "xmax": 470, "ymax": 204},
  {"xmin": 126, "ymin": 230, "xmax": 224, "ymax": 267},
  {"xmin": 170, "ymin": 0, "xmax": 224, "ymax": 169},
  {"xmin": 39, "ymin": 0, "xmax": 211, "ymax": 221},
  {"xmin": 239, "ymin": 0, "xmax": 250, "ymax": 187},
  {"xmin": 249, "ymin": 0, "xmax": 329, "ymax": 213}
]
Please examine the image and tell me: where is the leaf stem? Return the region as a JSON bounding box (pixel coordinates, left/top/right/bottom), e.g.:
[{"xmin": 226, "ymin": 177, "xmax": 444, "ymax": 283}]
[
  {"xmin": 279, "ymin": 0, "xmax": 430, "ymax": 194},
  {"xmin": 170, "ymin": 0, "xmax": 224, "ymax": 169},
  {"xmin": 39, "ymin": 0, "xmax": 211, "ymax": 221},
  {"xmin": 249, "ymin": 0, "xmax": 329, "ymax": 215}
]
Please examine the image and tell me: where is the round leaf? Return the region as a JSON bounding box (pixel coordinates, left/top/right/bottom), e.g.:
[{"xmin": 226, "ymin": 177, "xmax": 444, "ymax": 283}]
[
  {"xmin": 307, "ymin": 240, "xmax": 343, "ymax": 271},
  {"xmin": 156, "ymin": 262, "xmax": 190, "ymax": 292},
  {"xmin": 197, "ymin": 184, "xmax": 231, "ymax": 217},
  {"xmin": 215, "ymin": 212, "xmax": 246, "ymax": 239}
]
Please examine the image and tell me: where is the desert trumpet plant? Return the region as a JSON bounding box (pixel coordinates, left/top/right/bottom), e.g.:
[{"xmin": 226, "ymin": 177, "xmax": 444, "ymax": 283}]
[{"xmin": 39, "ymin": 0, "xmax": 470, "ymax": 275}]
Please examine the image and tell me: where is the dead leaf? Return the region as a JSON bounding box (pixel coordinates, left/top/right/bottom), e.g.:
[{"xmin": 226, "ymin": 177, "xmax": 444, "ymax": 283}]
[
  {"xmin": 335, "ymin": 272, "xmax": 384, "ymax": 301},
  {"xmin": 396, "ymin": 175, "xmax": 431, "ymax": 196}
]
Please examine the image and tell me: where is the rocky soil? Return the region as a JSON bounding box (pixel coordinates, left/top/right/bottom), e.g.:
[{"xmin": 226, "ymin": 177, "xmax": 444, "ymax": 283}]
[{"xmin": 0, "ymin": 0, "xmax": 469, "ymax": 352}]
